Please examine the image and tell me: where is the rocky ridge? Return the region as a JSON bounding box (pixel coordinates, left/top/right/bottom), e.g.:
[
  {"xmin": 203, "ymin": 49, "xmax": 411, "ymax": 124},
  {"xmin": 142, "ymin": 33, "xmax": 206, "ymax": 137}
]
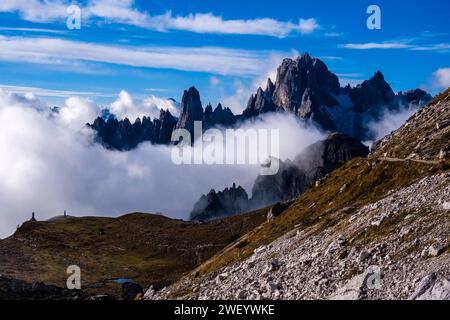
[
  {"xmin": 88, "ymin": 109, "xmax": 177, "ymax": 150},
  {"xmin": 190, "ymin": 184, "xmax": 250, "ymax": 221},
  {"xmin": 243, "ymin": 54, "xmax": 431, "ymax": 140},
  {"xmin": 190, "ymin": 133, "xmax": 369, "ymax": 220},
  {"xmin": 88, "ymin": 54, "xmax": 431, "ymax": 150}
]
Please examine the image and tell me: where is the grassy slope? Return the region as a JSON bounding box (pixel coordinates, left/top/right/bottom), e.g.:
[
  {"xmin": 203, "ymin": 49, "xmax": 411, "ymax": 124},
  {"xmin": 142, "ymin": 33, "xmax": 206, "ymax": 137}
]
[
  {"xmin": 166, "ymin": 89, "xmax": 450, "ymax": 298},
  {"xmin": 0, "ymin": 211, "xmax": 266, "ymax": 297}
]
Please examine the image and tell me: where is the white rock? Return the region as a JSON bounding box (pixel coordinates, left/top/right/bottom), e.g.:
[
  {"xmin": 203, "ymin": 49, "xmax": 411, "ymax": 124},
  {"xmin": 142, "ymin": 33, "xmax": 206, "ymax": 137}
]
[
  {"xmin": 143, "ymin": 286, "xmax": 156, "ymax": 300},
  {"xmin": 428, "ymin": 244, "xmax": 445, "ymax": 257},
  {"xmin": 443, "ymin": 202, "xmax": 450, "ymax": 210}
]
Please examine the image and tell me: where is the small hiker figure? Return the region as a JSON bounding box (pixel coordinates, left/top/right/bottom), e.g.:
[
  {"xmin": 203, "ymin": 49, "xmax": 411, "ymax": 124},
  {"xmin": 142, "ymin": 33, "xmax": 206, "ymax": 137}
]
[
  {"xmin": 64, "ymin": 210, "xmax": 67, "ymax": 218},
  {"xmin": 30, "ymin": 212, "xmax": 36, "ymax": 222}
]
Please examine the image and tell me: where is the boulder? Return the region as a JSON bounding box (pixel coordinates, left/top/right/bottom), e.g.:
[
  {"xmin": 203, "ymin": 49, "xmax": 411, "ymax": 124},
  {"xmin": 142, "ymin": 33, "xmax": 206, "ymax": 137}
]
[{"xmin": 409, "ymin": 273, "xmax": 450, "ymax": 300}]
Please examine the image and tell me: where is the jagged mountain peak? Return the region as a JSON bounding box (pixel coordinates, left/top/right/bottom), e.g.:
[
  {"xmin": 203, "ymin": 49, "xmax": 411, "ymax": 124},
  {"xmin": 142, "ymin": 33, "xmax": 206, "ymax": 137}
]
[
  {"xmin": 190, "ymin": 184, "xmax": 250, "ymax": 221},
  {"xmin": 266, "ymin": 78, "xmax": 275, "ymax": 95},
  {"xmin": 89, "ymin": 54, "xmax": 432, "ymax": 150},
  {"xmin": 242, "ymin": 54, "xmax": 430, "ymax": 140}
]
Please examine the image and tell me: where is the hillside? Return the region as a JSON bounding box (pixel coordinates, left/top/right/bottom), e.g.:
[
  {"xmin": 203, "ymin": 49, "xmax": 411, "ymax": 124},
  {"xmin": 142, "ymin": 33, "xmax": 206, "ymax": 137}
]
[
  {"xmin": 150, "ymin": 88, "xmax": 450, "ymax": 300},
  {"xmin": 0, "ymin": 210, "xmax": 266, "ymax": 298}
]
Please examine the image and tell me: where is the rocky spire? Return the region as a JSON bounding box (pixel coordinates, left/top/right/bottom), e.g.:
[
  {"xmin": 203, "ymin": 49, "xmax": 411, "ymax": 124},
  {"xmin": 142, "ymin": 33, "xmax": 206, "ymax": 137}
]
[
  {"xmin": 157, "ymin": 109, "xmax": 177, "ymax": 144},
  {"xmin": 176, "ymin": 87, "xmax": 203, "ymax": 144},
  {"xmin": 266, "ymin": 78, "xmax": 275, "ymax": 96},
  {"xmin": 349, "ymin": 71, "xmax": 395, "ymax": 114}
]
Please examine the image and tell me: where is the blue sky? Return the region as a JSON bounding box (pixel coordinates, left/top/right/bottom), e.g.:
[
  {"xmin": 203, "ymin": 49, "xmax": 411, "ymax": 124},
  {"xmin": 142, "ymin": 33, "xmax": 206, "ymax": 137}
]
[{"xmin": 0, "ymin": 0, "xmax": 449, "ymax": 113}]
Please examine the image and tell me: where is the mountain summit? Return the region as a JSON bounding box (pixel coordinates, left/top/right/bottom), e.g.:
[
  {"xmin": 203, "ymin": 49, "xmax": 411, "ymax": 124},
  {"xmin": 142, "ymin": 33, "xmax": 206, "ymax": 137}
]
[{"xmin": 242, "ymin": 54, "xmax": 431, "ymax": 140}]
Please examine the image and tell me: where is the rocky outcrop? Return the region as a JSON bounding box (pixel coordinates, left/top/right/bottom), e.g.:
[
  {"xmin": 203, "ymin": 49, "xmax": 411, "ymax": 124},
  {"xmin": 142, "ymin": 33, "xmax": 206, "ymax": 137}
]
[
  {"xmin": 251, "ymin": 133, "xmax": 369, "ymax": 208},
  {"xmin": 409, "ymin": 273, "xmax": 450, "ymax": 300},
  {"xmin": 243, "ymin": 86, "xmax": 277, "ymax": 118},
  {"xmin": 267, "ymin": 201, "xmax": 295, "ymax": 222},
  {"xmin": 156, "ymin": 109, "xmax": 178, "ymax": 144},
  {"xmin": 190, "ymin": 184, "xmax": 250, "ymax": 221},
  {"xmin": 348, "ymin": 71, "xmax": 395, "ymax": 115},
  {"xmin": 204, "ymin": 103, "xmax": 236, "ymax": 129},
  {"xmin": 272, "ymin": 54, "xmax": 340, "ymax": 113},
  {"xmin": 89, "ymin": 87, "xmax": 237, "ymax": 149},
  {"xmin": 88, "ymin": 109, "xmax": 176, "ymax": 150},
  {"xmin": 251, "ymin": 159, "xmax": 307, "ymax": 207},
  {"xmin": 398, "ymin": 88, "xmax": 433, "ymax": 107},
  {"xmin": 190, "ymin": 133, "xmax": 369, "ymax": 220}
]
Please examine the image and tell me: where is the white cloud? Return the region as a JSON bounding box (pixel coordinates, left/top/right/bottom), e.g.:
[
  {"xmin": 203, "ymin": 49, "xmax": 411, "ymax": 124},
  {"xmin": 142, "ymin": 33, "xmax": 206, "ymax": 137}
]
[
  {"xmin": 324, "ymin": 32, "xmax": 344, "ymax": 37},
  {"xmin": 0, "ymin": 27, "xmax": 66, "ymax": 34},
  {"xmin": 0, "ymin": 0, "xmax": 68, "ymax": 22},
  {"xmin": 158, "ymin": 14, "xmax": 319, "ymax": 37},
  {"xmin": 0, "ymin": 0, "xmax": 319, "ymax": 38},
  {"xmin": 410, "ymin": 43, "xmax": 450, "ymax": 51},
  {"xmin": 109, "ymin": 90, "xmax": 179, "ymax": 119},
  {"xmin": 58, "ymin": 97, "xmax": 101, "ymax": 128},
  {"xmin": 0, "ymin": 84, "xmax": 108, "ymax": 98},
  {"xmin": 297, "ymin": 18, "xmax": 320, "ymax": 34},
  {"xmin": 0, "ymin": 89, "xmax": 324, "ymax": 238},
  {"xmin": 343, "ymin": 42, "xmax": 412, "ymax": 50},
  {"xmin": 343, "ymin": 41, "xmax": 450, "ymax": 52},
  {"xmin": 432, "ymin": 68, "xmax": 450, "ymax": 89},
  {"xmin": 144, "ymin": 88, "xmax": 169, "ymax": 93},
  {"xmin": 367, "ymin": 107, "xmax": 417, "ymax": 142},
  {"xmin": 0, "ymin": 35, "xmax": 274, "ymax": 76},
  {"xmin": 318, "ymin": 56, "xmax": 344, "ymax": 61}
]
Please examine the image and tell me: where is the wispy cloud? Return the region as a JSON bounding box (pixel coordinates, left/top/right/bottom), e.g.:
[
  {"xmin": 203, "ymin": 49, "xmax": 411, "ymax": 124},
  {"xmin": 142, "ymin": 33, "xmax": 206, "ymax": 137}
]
[
  {"xmin": 318, "ymin": 56, "xmax": 344, "ymax": 61},
  {"xmin": 342, "ymin": 41, "xmax": 450, "ymax": 52},
  {"xmin": 342, "ymin": 42, "xmax": 412, "ymax": 50},
  {"xmin": 324, "ymin": 32, "xmax": 344, "ymax": 37},
  {"xmin": 144, "ymin": 88, "xmax": 169, "ymax": 93},
  {"xmin": 0, "ymin": 0, "xmax": 320, "ymax": 38},
  {"xmin": 0, "ymin": 27, "xmax": 66, "ymax": 34},
  {"xmin": 0, "ymin": 35, "xmax": 276, "ymax": 76},
  {"xmin": 410, "ymin": 43, "xmax": 450, "ymax": 52},
  {"xmin": 0, "ymin": 0, "xmax": 68, "ymax": 22},
  {"xmin": 0, "ymin": 84, "xmax": 110, "ymax": 98}
]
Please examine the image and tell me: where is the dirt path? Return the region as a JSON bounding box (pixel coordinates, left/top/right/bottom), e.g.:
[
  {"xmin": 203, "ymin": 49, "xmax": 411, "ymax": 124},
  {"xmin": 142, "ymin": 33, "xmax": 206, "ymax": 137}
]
[{"xmin": 379, "ymin": 157, "xmax": 441, "ymax": 165}]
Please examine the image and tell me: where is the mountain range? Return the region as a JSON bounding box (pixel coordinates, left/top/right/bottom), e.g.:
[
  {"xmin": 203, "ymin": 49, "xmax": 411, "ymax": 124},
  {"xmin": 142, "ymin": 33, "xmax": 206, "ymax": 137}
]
[{"xmin": 88, "ymin": 53, "xmax": 432, "ymax": 150}]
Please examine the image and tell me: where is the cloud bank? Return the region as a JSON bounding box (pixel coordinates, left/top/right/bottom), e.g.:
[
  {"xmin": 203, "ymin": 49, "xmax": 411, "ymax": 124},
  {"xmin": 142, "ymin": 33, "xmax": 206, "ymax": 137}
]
[
  {"xmin": 0, "ymin": 0, "xmax": 319, "ymax": 38},
  {"xmin": 0, "ymin": 88, "xmax": 325, "ymax": 238}
]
